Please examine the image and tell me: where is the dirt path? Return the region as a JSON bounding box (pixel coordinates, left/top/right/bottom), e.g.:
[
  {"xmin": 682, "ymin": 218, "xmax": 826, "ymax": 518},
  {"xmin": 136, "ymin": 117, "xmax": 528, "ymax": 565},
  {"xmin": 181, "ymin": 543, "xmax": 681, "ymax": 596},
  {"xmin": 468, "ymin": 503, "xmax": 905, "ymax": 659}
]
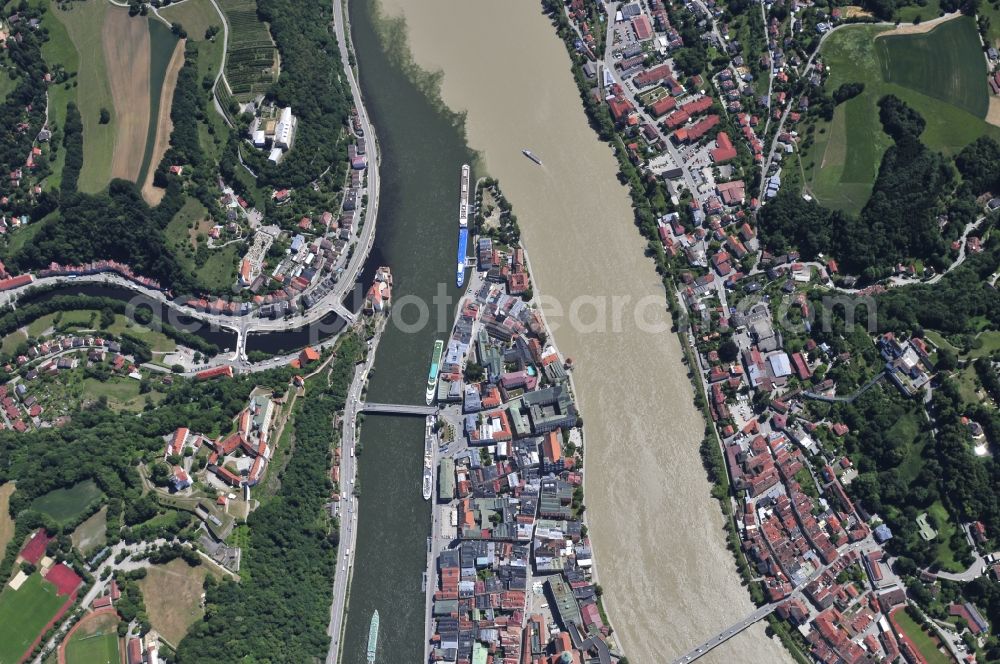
[
  {"xmin": 986, "ymin": 97, "xmax": 1000, "ymax": 128},
  {"xmin": 103, "ymin": 9, "xmax": 152, "ymax": 182},
  {"xmin": 874, "ymin": 12, "xmax": 961, "ymax": 38},
  {"xmin": 142, "ymin": 39, "xmax": 186, "ymax": 205},
  {"xmin": 0, "ymin": 483, "xmax": 14, "ymax": 557}
]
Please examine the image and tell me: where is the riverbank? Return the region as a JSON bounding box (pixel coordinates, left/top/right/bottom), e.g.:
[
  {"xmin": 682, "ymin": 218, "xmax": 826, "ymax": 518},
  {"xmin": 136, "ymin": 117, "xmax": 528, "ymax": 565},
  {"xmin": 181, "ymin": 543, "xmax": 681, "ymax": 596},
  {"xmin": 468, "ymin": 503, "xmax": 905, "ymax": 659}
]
[
  {"xmin": 496, "ymin": 177, "xmax": 625, "ymax": 653},
  {"xmin": 336, "ymin": 0, "xmax": 476, "ymax": 658},
  {"xmin": 371, "ymin": 0, "xmax": 790, "ymax": 661},
  {"xmin": 424, "ymin": 175, "xmax": 620, "ymax": 662}
]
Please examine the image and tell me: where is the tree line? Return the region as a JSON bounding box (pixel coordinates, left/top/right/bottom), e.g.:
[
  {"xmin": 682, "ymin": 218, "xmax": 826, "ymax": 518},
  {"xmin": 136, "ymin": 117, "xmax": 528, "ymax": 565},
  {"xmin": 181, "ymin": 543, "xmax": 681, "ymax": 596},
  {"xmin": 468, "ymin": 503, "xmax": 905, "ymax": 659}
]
[
  {"xmin": 60, "ymin": 102, "xmax": 83, "ymax": 196},
  {"xmin": 758, "ymin": 96, "xmax": 959, "ymax": 280}
]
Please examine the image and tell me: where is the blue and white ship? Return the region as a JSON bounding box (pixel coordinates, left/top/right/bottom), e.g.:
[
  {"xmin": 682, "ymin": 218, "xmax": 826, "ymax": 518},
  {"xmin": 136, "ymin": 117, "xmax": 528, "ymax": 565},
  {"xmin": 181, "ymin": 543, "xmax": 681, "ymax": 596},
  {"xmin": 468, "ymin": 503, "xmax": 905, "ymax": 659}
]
[{"xmin": 456, "ymin": 164, "xmax": 470, "ymax": 288}]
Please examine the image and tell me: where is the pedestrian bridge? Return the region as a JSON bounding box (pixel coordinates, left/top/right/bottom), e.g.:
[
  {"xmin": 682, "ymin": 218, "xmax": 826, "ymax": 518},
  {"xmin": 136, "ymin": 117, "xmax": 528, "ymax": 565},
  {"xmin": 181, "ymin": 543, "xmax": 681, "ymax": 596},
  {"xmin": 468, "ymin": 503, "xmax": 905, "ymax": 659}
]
[
  {"xmin": 669, "ymin": 602, "xmax": 780, "ymax": 664},
  {"xmin": 359, "ymin": 402, "xmax": 437, "ymax": 416}
]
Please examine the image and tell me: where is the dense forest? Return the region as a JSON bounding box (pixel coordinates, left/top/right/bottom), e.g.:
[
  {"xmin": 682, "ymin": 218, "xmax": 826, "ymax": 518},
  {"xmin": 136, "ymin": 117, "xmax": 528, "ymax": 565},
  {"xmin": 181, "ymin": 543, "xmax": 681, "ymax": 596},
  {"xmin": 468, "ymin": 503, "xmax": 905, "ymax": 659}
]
[
  {"xmin": 874, "ymin": 232, "xmax": 1000, "ymax": 335},
  {"xmin": 956, "ymin": 135, "xmax": 1000, "ymax": 195},
  {"xmin": 176, "ymin": 334, "xmax": 362, "ymax": 663},
  {"xmin": 8, "ymin": 180, "xmax": 193, "ymax": 290},
  {"xmin": 241, "ymin": 0, "xmax": 351, "ymax": 189},
  {"xmin": 758, "ymin": 97, "xmax": 956, "ymax": 278}
]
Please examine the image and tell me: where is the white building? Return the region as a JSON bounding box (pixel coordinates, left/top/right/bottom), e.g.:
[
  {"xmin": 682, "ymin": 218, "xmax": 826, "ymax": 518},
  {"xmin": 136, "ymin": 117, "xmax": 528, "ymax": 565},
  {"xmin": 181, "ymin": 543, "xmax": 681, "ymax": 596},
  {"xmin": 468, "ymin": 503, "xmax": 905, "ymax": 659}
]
[{"xmin": 274, "ymin": 106, "xmax": 296, "ymax": 150}]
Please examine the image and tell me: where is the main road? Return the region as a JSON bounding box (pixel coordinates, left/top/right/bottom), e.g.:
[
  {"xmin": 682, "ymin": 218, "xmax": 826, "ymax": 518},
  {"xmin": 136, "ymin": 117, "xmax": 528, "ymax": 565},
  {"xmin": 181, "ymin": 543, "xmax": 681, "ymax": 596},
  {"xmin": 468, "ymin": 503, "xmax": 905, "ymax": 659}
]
[
  {"xmin": 324, "ymin": 1, "xmax": 381, "ymax": 661},
  {"xmin": 325, "ymin": 318, "xmax": 383, "ymax": 664}
]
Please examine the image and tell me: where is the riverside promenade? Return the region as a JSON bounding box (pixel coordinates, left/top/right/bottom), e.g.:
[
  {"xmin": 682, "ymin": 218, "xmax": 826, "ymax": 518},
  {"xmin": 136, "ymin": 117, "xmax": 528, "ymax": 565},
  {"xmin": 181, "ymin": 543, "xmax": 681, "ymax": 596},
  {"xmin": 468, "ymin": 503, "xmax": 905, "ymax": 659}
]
[{"xmin": 324, "ymin": 0, "xmax": 386, "ymax": 661}]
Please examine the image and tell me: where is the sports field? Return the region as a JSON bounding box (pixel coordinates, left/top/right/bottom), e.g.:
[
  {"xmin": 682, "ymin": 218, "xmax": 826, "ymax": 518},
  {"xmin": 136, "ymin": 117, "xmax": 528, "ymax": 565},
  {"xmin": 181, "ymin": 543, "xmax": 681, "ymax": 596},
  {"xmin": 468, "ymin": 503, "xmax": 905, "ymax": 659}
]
[
  {"xmin": 0, "ymin": 574, "xmax": 67, "ymax": 664},
  {"xmin": 30, "ymin": 480, "xmax": 104, "ymax": 524},
  {"xmin": 891, "ymin": 608, "xmax": 952, "ymax": 664},
  {"xmin": 63, "ymin": 611, "xmax": 120, "ymax": 664},
  {"xmin": 801, "ymin": 16, "xmax": 1000, "ymax": 214}
]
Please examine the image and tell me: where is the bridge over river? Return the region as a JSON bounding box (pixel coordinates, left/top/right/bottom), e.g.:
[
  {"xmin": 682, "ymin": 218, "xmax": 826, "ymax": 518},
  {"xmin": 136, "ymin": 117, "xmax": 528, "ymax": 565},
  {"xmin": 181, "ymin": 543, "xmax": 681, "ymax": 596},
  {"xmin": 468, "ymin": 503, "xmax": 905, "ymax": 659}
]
[
  {"xmin": 358, "ymin": 402, "xmax": 438, "ymax": 416},
  {"xmin": 669, "ymin": 602, "xmax": 781, "ymax": 664}
]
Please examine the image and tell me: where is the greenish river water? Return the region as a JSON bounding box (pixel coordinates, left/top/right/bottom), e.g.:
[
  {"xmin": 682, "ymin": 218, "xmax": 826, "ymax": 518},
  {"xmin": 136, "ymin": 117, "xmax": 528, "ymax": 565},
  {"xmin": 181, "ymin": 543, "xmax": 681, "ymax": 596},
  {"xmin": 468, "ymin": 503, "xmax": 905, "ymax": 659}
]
[
  {"xmin": 338, "ymin": 0, "xmax": 476, "ymax": 661},
  {"xmin": 136, "ymin": 19, "xmax": 178, "ymax": 187}
]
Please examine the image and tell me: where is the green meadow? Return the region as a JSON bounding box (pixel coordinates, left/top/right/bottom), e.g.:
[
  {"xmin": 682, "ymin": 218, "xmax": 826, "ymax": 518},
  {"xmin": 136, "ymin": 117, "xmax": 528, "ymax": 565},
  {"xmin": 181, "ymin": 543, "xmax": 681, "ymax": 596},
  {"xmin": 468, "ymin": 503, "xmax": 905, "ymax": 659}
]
[{"xmin": 802, "ymin": 17, "xmax": 1000, "ymax": 214}]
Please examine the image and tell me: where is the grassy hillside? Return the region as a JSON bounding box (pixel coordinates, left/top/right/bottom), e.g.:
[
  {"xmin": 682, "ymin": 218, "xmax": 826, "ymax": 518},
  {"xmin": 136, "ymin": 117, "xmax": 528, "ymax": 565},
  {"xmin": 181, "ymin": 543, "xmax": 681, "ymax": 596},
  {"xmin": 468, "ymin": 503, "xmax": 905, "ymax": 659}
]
[
  {"xmin": 877, "ymin": 17, "xmax": 988, "ymax": 118},
  {"xmin": 801, "ymin": 17, "xmax": 1000, "ymax": 214}
]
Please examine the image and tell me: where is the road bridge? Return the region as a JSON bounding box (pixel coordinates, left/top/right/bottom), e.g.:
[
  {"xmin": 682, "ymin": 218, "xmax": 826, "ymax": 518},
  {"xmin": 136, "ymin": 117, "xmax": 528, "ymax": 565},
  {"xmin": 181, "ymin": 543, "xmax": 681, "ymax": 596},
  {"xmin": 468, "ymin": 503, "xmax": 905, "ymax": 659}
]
[
  {"xmin": 359, "ymin": 402, "xmax": 437, "ymax": 416},
  {"xmin": 669, "ymin": 602, "xmax": 780, "ymax": 664}
]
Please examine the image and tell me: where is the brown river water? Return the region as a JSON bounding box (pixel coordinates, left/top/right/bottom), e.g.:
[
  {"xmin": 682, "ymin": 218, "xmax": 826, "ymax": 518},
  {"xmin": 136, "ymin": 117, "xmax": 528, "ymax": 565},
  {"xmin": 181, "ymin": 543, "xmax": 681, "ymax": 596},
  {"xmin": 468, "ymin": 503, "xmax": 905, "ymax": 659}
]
[{"xmin": 372, "ymin": 1, "xmax": 793, "ymax": 661}]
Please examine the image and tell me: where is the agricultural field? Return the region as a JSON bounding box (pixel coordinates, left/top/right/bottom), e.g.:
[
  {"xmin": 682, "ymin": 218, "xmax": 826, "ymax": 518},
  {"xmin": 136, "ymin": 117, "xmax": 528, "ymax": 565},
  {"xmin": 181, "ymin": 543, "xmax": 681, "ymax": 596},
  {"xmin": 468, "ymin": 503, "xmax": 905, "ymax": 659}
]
[
  {"xmin": 63, "ymin": 611, "xmax": 120, "ymax": 664},
  {"xmin": 877, "ymin": 18, "xmax": 988, "ymax": 118},
  {"xmin": 0, "ymin": 484, "xmax": 14, "ymax": 558},
  {"xmin": 103, "ymin": 7, "xmax": 155, "ymax": 183},
  {"xmin": 70, "ymin": 506, "xmax": 107, "ymax": 556},
  {"xmin": 800, "ymin": 17, "xmax": 1000, "ymax": 214},
  {"xmin": 139, "ymin": 22, "xmax": 185, "ymax": 205},
  {"xmin": 218, "ymin": 0, "xmax": 278, "ymax": 99},
  {"xmin": 138, "ymin": 559, "xmax": 217, "ymax": 645},
  {"xmin": 46, "ymin": 0, "xmax": 117, "ymax": 192},
  {"xmin": 43, "ymin": 1, "xmax": 180, "ymax": 193},
  {"xmin": 0, "ymin": 574, "xmax": 68, "ymax": 664},
  {"xmin": 29, "ymin": 480, "xmax": 104, "ymax": 524},
  {"xmin": 159, "ymin": 0, "xmax": 224, "ymax": 44}
]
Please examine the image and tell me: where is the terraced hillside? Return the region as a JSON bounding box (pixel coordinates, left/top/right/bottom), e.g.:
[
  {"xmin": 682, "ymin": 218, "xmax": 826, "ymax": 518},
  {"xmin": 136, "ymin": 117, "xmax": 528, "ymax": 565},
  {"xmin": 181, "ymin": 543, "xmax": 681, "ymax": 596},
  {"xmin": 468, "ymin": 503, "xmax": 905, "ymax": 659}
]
[{"xmin": 218, "ymin": 0, "xmax": 278, "ymax": 98}]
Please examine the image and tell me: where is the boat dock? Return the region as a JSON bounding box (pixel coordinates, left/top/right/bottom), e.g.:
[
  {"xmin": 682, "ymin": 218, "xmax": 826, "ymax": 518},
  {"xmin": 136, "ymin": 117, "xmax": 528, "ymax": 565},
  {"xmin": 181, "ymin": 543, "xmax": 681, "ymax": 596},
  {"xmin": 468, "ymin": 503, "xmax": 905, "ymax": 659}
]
[
  {"xmin": 459, "ymin": 164, "xmax": 470, "ymax": 227},
  {"xmin": 456, "ymin": 165, "xmax": 471, "ymax": 287},
  {"xmin": 422, "ymin": 416, "xmax": 434, "ymax": 500}
]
